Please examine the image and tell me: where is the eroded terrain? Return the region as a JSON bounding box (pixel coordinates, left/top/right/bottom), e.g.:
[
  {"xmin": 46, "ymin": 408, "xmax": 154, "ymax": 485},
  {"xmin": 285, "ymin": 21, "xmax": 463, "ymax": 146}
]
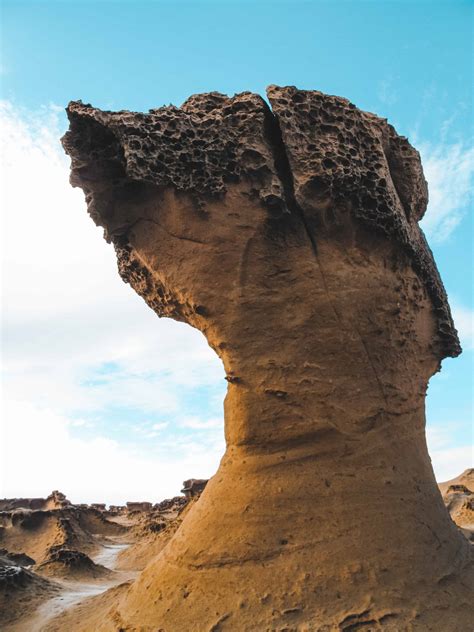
[
  {"xmin": 0, "ymin": 487, "xmax": 197, "ymax": 630},
  {"xmin": 1, "ymin": 473, "xmax": 472, "ymax": 630}
]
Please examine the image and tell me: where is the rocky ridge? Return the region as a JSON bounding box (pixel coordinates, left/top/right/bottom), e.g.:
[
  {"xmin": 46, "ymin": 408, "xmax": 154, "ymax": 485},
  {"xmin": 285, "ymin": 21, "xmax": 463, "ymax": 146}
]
[{"xmin": 0, "ymin": 487, "xmax": 197, "ymax": 629}]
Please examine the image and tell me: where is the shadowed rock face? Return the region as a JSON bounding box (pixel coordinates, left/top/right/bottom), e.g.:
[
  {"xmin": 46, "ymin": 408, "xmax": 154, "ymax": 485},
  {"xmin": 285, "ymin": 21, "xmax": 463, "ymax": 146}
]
[{"xmin": 62, "ymin": 87, "xmax": 472, "ymax": 631}]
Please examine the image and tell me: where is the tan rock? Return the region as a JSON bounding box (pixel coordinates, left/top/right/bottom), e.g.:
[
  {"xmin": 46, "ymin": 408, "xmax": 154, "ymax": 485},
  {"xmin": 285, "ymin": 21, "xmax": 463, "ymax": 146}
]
[
  {"xmin": 0, "ymin": 490, "xmax": 70, "ymax": 512},
  {"xmin": 126, "ymin": 502, "xmax": 153, "ymax": 513},
  {"xmin": 439, "ymin": 469, "xmax": 474, "ymax": 542},
  {"xmin": 61, "ymin": 86, "xmax": 473, "ymax": 630},
  {"xmin": 181, "ymin": 478, "xmax": 208, "ymax": 498}
]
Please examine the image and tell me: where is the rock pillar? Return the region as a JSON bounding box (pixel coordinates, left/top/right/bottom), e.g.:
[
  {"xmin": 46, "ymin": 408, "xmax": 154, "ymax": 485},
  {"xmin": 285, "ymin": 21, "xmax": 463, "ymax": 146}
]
[{"xmin": 62, "ymin": 87, "xmax": 472, "ymax": 631}]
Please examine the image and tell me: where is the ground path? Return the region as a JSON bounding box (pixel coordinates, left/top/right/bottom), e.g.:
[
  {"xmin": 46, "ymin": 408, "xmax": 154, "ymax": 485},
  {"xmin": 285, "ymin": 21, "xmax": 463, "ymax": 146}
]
[{"xmin": 6, "ymin": 530, "xmax": 138, "ymax": 632}]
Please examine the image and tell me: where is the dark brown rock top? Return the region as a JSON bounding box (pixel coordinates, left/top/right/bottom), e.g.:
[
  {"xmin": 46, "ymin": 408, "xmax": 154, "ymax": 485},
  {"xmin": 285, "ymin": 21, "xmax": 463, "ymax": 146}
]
[{"xmin": 62, "ymin": 85, "xmax": 460, "ymax": 358}]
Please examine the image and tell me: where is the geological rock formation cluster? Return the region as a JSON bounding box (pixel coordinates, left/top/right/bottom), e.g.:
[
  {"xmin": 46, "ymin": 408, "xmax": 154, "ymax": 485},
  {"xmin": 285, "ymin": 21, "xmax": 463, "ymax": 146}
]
[
  {"xmin": 0, "ymin": 490, "xmax": 71, "ymax": 512},
  {"xmin": 62, "ymin": 87, "xmax": 473, "ymax": 630},
  {"xmin": 0, "ymin": 489, "xmax": 193, "ymax": 629},
  {"xmin": 439, "ymin": 469, "xmax": 474, "ymax": 543}
]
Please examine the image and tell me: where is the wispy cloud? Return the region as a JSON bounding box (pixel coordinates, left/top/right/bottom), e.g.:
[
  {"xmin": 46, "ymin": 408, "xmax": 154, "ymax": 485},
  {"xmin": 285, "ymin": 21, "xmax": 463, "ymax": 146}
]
[
  {"xmin": 1, "ymin": 400, "xmax": 223, "ymax": 504},
  {"xmin": 426, "ymin": 424, "xmax": 473, "ymax": 483},
  {"xmin": 377, "ymin": 76, "xmax": 398, "ymax": 106},
  {"xmin": 151, "ymin": 422, "xmax": 169, "ymax": 431},
  {"xmin": 451, "ymin": 302, "xmax": 474, "ymax": 350},
  {"xmin": 419, "ymin": 141, "xmax": 474, "ymax": 243},
  {"xmin": 179, "ymin": 417, "xmax": 223, "ymax": 430}
]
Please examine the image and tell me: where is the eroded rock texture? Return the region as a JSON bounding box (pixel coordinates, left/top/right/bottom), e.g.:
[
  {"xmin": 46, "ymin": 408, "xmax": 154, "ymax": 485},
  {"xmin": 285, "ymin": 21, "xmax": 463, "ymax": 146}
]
[{"xmin": 62, "ymin": 87, "xmax": 472, "ymax": 631}]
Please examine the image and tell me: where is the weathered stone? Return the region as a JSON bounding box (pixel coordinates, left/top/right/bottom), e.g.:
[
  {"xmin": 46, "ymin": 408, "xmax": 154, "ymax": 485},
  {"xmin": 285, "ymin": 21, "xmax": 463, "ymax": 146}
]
[
  {"xmin": 126, "ymin": 501, "xmax": 153, "ymax": 513},
  {"xmin": 0, "ymin": 490, "xmax": 70, "ymax": 513},
  {"xmin": 62, "ymin": 86, "xmax": 472, "ymax": 631},
  {"xmin": 181, "ymin": 478, "xmax": 208, "ymax": 498},
  {"xmin": 0, "ymin": 549, "xmax": 35, "ymax": 567}
]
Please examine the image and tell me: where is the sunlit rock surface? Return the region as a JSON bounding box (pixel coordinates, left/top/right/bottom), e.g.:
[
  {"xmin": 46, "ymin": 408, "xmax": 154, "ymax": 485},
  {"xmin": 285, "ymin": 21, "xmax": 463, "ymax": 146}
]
[{"xmin": 61, "ymin": 86, "xmax": 472, "ymax": 631}]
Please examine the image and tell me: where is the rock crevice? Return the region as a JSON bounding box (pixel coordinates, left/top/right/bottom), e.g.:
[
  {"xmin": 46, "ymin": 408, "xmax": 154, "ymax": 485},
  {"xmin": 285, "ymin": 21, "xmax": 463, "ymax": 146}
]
[
  {"xmin": 63, "ymin": 87, "xmax": 460, "ymax": 357},
  {"xmin": 62, "ymin": 86, "xmax": 471, "ymax": 631}
]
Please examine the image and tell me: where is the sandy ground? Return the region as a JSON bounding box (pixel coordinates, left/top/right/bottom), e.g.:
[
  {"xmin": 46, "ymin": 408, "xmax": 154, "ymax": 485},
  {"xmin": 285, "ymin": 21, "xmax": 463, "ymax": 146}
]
[
  {"xmin": 0, "ymin": 501, "xmax": 185, "ymax": 631},
  {"xmin": 4, "ymin": 533, "xmax": 138, "ymax": 632}
]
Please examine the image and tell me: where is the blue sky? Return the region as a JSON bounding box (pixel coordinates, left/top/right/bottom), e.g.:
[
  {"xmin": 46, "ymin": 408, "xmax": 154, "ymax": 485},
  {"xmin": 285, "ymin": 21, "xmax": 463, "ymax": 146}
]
[{"xmin": 1, "ymin": 0, "xmax": 472, "ymax": 503}]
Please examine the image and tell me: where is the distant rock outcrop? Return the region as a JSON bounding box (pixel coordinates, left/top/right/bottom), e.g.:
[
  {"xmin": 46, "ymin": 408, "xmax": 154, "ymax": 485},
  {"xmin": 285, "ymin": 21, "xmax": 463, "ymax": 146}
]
[
  {"xmin": 154, "ymin": 496, "xmax": 187, "ymax": 512},
  {"xmin": 0, "ymin": 490, "xmax": 70, "ymax": 512},
  {"xmin": 62, "ymin": 86, "xmax": 472, "ymax": 630},
  {"xmin": 0, "ymin": 550, "xmax": 60, "ymax": 627},
  {"xmin": 36, "ymin": 546, "xmax": 111, "ymax": 580},
  {"xmin": 439, "ymin": 469, "xmax": 474, "ymax": 542},
  {"xmin": 0, "ymin": 549, "xmax": 35, "ymax": 567},
  {"xmin": 126, "ymin": 501, "xmax": 153, "ymax": 513},
  {"xmin": 438, "ymin": 468, "xmax": 474, "ymax": 496},
  {"xmin": 181, "ymin": 478, "xmax": 208, "ymax": 498}
]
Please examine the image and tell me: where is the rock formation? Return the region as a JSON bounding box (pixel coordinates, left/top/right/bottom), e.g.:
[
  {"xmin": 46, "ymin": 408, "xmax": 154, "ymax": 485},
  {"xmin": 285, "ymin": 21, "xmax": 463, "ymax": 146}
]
[
  {"xmin": 0, "ymin": 490, "xmax": 70, "ymax": 512},
  {"xmin": 439, "ymin": 469, "xmax": 474, "ymax": 543},
  {"xmin": 126, "ymin": 501, "xmax": 153, "ymax": 513},
  {"xmin": 181, "ymin": 478, "xmax": 208, "ymax": 498},
  {"xmin": 62, "ymin": 86, "xmax": 473, "ymax": 630},
  {"xmin": 36, "ymin": 546, "xmax": 111, "ymax": 580},
  {"xmin": 0, "ymin": 551, "xmax": 60, "ymax": 629}
]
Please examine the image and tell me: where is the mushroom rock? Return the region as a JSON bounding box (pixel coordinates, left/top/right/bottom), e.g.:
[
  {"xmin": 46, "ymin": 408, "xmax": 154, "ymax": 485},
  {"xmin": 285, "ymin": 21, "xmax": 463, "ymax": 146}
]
[{"xmin": 62, "ymin": 87, "xmax": 472, "ymax": 630}]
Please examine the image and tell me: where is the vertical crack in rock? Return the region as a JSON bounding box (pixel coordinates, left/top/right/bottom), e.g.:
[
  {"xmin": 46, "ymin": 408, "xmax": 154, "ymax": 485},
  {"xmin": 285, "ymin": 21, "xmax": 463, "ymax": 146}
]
[
  {"xmin": 264, "ymin": 99, "xmax": 389, "ymax": 405},
  {"xmin": 61, "ymin": 86, "xmax": 471, "ymax": 632},
  {"xmin": 63, "ymin": 88, "xmax": 460, "ymax": 358},
  {"xmin": 262, "ymin": 100, "xmax": 320, "ymax": 256},
  {"xmin": 266, "ymin": 85, "xmax": 460, "ymax": 360}
]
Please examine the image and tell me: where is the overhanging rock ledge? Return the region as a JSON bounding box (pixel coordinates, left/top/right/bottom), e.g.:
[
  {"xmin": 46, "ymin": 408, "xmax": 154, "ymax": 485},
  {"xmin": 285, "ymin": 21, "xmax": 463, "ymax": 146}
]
[{"xmin": 61, "ymin": 85, "xmax": 471, "ymax": 631}]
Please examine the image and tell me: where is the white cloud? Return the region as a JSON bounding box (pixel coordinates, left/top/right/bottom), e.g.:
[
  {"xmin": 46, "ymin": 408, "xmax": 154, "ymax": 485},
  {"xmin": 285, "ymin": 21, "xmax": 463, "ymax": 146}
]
[
  {"xmin": 419, "ymin": 141, "xmax": 474, "ymax": 242},
  {"xmin": 0, "ymin": 100, "xmax": 225, "ymax": 502},
  {"xmin": 141, "ymin": 422, "xmax": 169, "ymax": 438},
  {"xmin": 451, "ymin": 302, "xmax": 474, "ymax": 350},
  {"xmin": 179, "ymin": 416, "xmax": 223, "ymax": 430},
  {"xmin": 0, "ymin": 400, "xmax": 223, "ymax": 505},
  {"xmin": 377, "ymin": 76, "xmax": 398, "ymax": 106},
  {"xmin": 427, "ymin": 425, "xmax": 473, "ymax": 483},
  {"xmin": 151, "ymin": 422, "xmax": 169, "ymax": 431}
]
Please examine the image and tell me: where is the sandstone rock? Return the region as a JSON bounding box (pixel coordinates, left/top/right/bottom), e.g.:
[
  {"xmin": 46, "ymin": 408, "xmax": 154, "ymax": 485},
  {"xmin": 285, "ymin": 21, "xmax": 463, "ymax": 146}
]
[
  {"xmin": 0, "ymin": 548, "xmax": 35, "ymax": 567},
  {"xmin": 154, "ymin": 496, "xmax": 187, "ymax": 512},
  {"xmin": 0, "ymin": 552, "xmax": 60, "ymax": 627},
  {"xmin": 447, "ymin": 484, "xmax": 471, "ymax": 495},
  {"xmin": 438, "ymin": 468, "xmax": 474, "ymax": 496},
  {"xmin": 46, "ymin": 490, "xmax": 71, "ymax": 508},
  {"xmin": 439, "ymin": 470, "xmax": 474, "ymax": 543},
  {"xmin": 0, "ymin": 562, "xmax": 33, "ymax": 589},
  {"xmin": 0, "ymin": 490, "xmax": 70, "ymax": 513},
  {"xmin": 126, "ymin": 501, "xmax": 153, "ymax": 513},
  {"xmin": 0, "ymin": 497, "xmax": 45, "ymax": 511},
  {"xmin": 62, "ymin": 86, "xmax": 472, "ymax": 630},
  {"xmin": 0, "ymin": 504, "xmax": 126, "ymax": 569},
  {"xmin": 181, "ymin": 478, "xmax": 208, "ymax": 498},
  {"xmin": 36, "ymin": 546, "xmax": 110, "ymax": 580}
]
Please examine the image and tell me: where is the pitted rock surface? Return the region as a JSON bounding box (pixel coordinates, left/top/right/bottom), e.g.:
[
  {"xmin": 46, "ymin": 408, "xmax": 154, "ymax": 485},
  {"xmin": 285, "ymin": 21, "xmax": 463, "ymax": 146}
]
[
  {"xmin": 41, "ymin": 546, "xmax": 90, "ymax": 567},
  {"xmin": 61, "ymin": 86, "xmax": 471, "ymax": 632},
  {"xmin": 63, "ymin": 86, "xmax": 460, "ymax": 357},
  {"xmin": 267, "ymin": 86, "xmax": 459, "ymax": 357},
  {"xmin": 64, "ymin": 91, "xmax": 286, "ymax": 223}
]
